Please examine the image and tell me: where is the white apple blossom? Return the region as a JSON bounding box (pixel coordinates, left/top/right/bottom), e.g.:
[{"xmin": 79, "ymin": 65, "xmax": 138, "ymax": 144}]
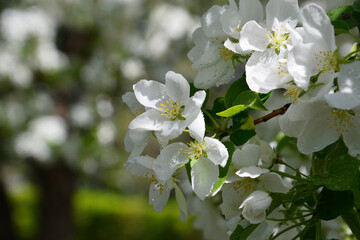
[
  {"xmin": 240, "ymin": 190, "xmax": 272, "ymax": 224},
  {"xmin": 188, "ymin": 0, "xmax": 266, "ymax": 89},
  {"xmin": 239, "ymin": 0, "xmax": 302, "ymax": 93},
  {"xmin": 125, "ymin": 155, "xmax": 188, "ymax": 221},
  {"xmin": 158, "ymin": 136, "xmax": 228, "ymax": 200},
  {"xmin": 287, "ymin": 3, "xmax": 337, "ymax": 90},
  {"xmin": 279, "ymin": 82, "xmax": 360, "ymax": 155},
  {"xmin": 188, "ymin": 26, "xmax": 237, "ymax": 89},
  {"xmin": 128, "ymin": 71, "xmax": 206, "ymax": 142},
  {"xmin": 122, "ymin": 92, "xmax": 149, "ymax": 158},
  {"xmin": 220, "ymin": 143, "xmax": 291, "ymax": 220}
]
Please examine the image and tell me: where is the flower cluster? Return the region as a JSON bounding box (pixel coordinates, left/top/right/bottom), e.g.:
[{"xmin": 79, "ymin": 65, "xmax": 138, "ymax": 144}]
[{"xmin": 124, "ymin": 0, "xmax": 360, "ymax": 239}]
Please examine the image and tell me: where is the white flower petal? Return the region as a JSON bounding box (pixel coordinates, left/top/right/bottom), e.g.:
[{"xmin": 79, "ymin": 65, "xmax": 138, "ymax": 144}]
[
  {"xmin": 343, "ymin": 113, "xmax": 360, "ymax": 156},
  {"xmin": 245, "ymin": 50, "xmax": 292, "ymax": 93},
  {"xmin": 266, "ymin": 0, "xmax": 299, "ymax": 27},
  {"xmin": 204, "ymin": 137, "xmax": 229, "ymax": 167},
  {"xmin": 220, "ymin": 8, "xmax": 241, "ymax": 38},
  {"xmin": 236, "ymin": 166, "xmax": 269, "ymax": 178},
  {"xmin": 127, "ymin": 129, "xmax": 149, "ymax": 158},
  {"xmin": 149, "ymin": 180, "xmax": 172, "ymax": 212},
  {"xmin": 193, "ymin": 60, "xmax": 235, "ymax": 89},
  {"xmin": 122, "ymin": 92, "xmax": 144, "ymax": 115},
  {"xmin": 297, "ymin": 113, "xmax": 340, "ymax": 154},
  {"xmin": 232, "ymin": 144, "xmax": 261, "ymax": 169},
  {"xmin": 188, "ymin": 111, "xmax": 205, "ymax": 143},
  {"xmin": 201, "ymin": 5, "xmax": 227, "ymax": 38},
  {"xmin": 239, "ymin": 0, "xmax": 264, "ymax": 23},
  {"xmin": 300, "ymin": 3, "xmax": 335, "ymax": 50},
  {"xmin": 153, "ymin": 142, "xmax": 189, "ymax": 181},
  {"xmin": 220, "ymin": 183, "xmax": 247, "ymax": 220},
  {"xmin": 128, "ymin": 109, "xmax": 164, "ymax": 131},
  {"xmin": 240, "ymin": 20, "xmax": 269, "ymax": 52},
  {"xmin": 240, "ymin": 190, "xmax": 272, "ymax": 224},
  {"xmin": 259, "ymin": 172, "xmax": 292, "ymax": 193},
  {"xmin": 191, "ymin": 158, "xmax": 219, "ymax": 200},
  {"xmin": 124, "ymin": 155, "xmax": 154, "ymax": 176},
  {"xmin": 174, "ymin": 183, "xmax": 188, "ymax": 221},
  {"xmin": 165, "ymin": 71, "xmax": 190, "ymax": 102},
  {"xmin": 133, "ymin": 80, "xmax": 167, "ymax": 109}
]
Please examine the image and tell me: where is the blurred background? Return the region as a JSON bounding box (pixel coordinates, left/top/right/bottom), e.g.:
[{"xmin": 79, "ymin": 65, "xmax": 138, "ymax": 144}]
[
  {"xmin": 0, "ymin": 0, "xmax": 230, "ymax": 239},
  {"xmin": 0, "ymin": 0, "xmax": 355, "ymax": 239}
]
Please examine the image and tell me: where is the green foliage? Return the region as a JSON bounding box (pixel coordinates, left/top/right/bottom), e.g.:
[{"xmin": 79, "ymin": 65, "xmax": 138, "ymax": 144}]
[
  {"xmin": 312, "ymin": 138, "xmax": 348, "ymax": 175},
  {"xmin": 224, "ymin": 75, "xmax": 249, "ymax": 108},
  {"xmin": 354, "ymin": 0, "xmax": 360, "ymax": 12},
  {"xmin": 312, "ymin": 154, "xmax": 360, "ymax": 193},
  {"xmin": 11, "ymin": 187, "xmax": 201, "ymax": 240},
  {"xmin": 211, "ymin": 141, "xmax": 235, "ymax": 194},
  {"xmin": 217, "ymin": 91, "xmax": 267, "ymax": 117},
  {"xmin": 230, "ymin": 129, "xmax": 256, "ymax": 146},
  {"xmin": 230, "ymin": 224, "xmax": 259, "ymax": 240},
  {"xmin": 327, "ymin": 5, "xmax": 360, "ymax": 32},
  {"xmin": 316, "ymin": 188, "xmax": 354, "ymax": 220}
]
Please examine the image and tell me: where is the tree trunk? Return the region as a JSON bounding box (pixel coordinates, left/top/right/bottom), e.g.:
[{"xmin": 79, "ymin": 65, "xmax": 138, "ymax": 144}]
[
  {"xmin": 35, "ymin": 162, "xmax": 75, "ymax": 240},
  {"xmin": 0, "ymin": 175, "xmax": 16, "ymax": 240}
]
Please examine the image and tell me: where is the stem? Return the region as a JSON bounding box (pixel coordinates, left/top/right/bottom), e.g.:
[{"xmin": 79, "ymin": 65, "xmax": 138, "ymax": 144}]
[
  {"xmin": 277, "ymin": 158, "xmax": 309, "ymax": 178},
  {"xmin": 270, "ymin": 218, "xmax": 314, "ymax": 240},
  {"xmin": 270, "ymin": 169, "xmax": 313, "ymax": 183},
  {"xmin": 342, "ymin": 208, "xmax": 360, "ymax": 240},
  {"xmin": 203, "ymin": 109, "xmax": 220, "ymax": 129},
  {"xmin": 315, "ymin": 220, "xmax": 324, "ymax": 240},
  {"xmin": 266, "ymin": 212, "xmax": 313, "ymax": 222},
  {"xmin": 254, "ymin": 103, "xmax": 291, "ymax": 125}
]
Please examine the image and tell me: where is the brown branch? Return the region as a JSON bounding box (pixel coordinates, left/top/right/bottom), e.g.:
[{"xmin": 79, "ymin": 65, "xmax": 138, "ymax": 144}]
[{"xmin": 254, "ymin": 103, "xmax": 291, "ymax": 125}]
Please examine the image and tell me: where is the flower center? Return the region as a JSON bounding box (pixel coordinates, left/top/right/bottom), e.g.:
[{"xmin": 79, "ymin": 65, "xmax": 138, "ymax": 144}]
[
  {"xmin": 135, "ymin": 108, "xmax": 143, "ymax": 116},
  {"xmin": 277, "ymin": 58, "xmax": 289, "ymax": 78},
  {"xmin": 267, "ymin": 25, "xmax": 290, "ymax": 54},
  {"xmin": 232, "ymin": 178, "xmax": 256, "ymax": 196},
  {"xmin": 283, "ymin": 86, "xmax": 302, "ymax": 104},
  {"xmin": 159, "ymin": 98, "xmax": 184, "ymax": 120},
  {"xmin": 327, "ymin": 109, "xmax": 354, "ymax": 132},
  {"xmin": 183, "ymin": 140, "xmax": 205, "ymax": 161},
  {"xmin": 219, "ymin": 46, "xmax": 233, "ymax": 62},
  {"xmin": 145, "ymin": 172, "xmax": 164, "ymax": 194},
  {"xmin": 314, "ymin": 50, "xmax": 337, "ymax": 74}
]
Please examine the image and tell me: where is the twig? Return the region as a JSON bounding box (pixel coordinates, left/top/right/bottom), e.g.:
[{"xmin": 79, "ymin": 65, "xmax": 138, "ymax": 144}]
[{"xmin": 254, "ymin": 103, "xmax": 291, "ymax": 125}]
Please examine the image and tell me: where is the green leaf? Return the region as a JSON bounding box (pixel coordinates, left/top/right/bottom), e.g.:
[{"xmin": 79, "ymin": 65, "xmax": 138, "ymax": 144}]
[
  {"xmin": 341, "ymin": 208, "xmax": 360, "ymax": 239},
  {"xmin": 216, "ymin": 105, "xmax": 248, "ymax": 117},
  {"xmin": 312, "ymin": 138, "xmax": 348, "ymax": 175},
  {"xmin": 230, "ymin": 129, "xmax": 256, "ymax": 146},
  {"xmin": 332, "ymin": 20, "xmax": 350, "ymax": 31},
  {"xmin": 233, "ymin": 91, "xmax": 267, "ymax": 111},
  {"xmin": 211, "ymin": 141, "xmax": 236, "ymax": 194},
  {"xmin": 232, "ymin": 112, "xmax": 254, "ymax": 131},
  {"xmin": 327, "ymin": 5, "xmax": 359, "ymax": 30},
  {"xmin": 316, "ymin": 188, "xmax": 354, "ymax": 220},
  {"xmin": 224, "ymin": 75, "xmax": 249, "ymax": 108},
  {"xmin": 185, "ymin": 162, "xmax": 192, "ymax": 184},
  {"xmin": 354, "ymin": 0, "xmax": 360, "ymax": 12},
  {"xmin": 230, "ymin": 223, "xmax": 259, "ymax": 240},
  {"xmin": 217, "ymin": 91, "xmax": 267, "ymax": 117},
  {"xmin": 312, "ymin": 154, "xmax": 360, "ymax": 191},
  {"xmin": 327, "ymin": 5, "xmax": 354, "ymax": 21},
  {"xmin": 211, "ymin": 97, "xmax": 226, "ymax": 119},
  {"xmin": 259, "ymin": 91, "xmax": 272, "ymax": 103}
]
